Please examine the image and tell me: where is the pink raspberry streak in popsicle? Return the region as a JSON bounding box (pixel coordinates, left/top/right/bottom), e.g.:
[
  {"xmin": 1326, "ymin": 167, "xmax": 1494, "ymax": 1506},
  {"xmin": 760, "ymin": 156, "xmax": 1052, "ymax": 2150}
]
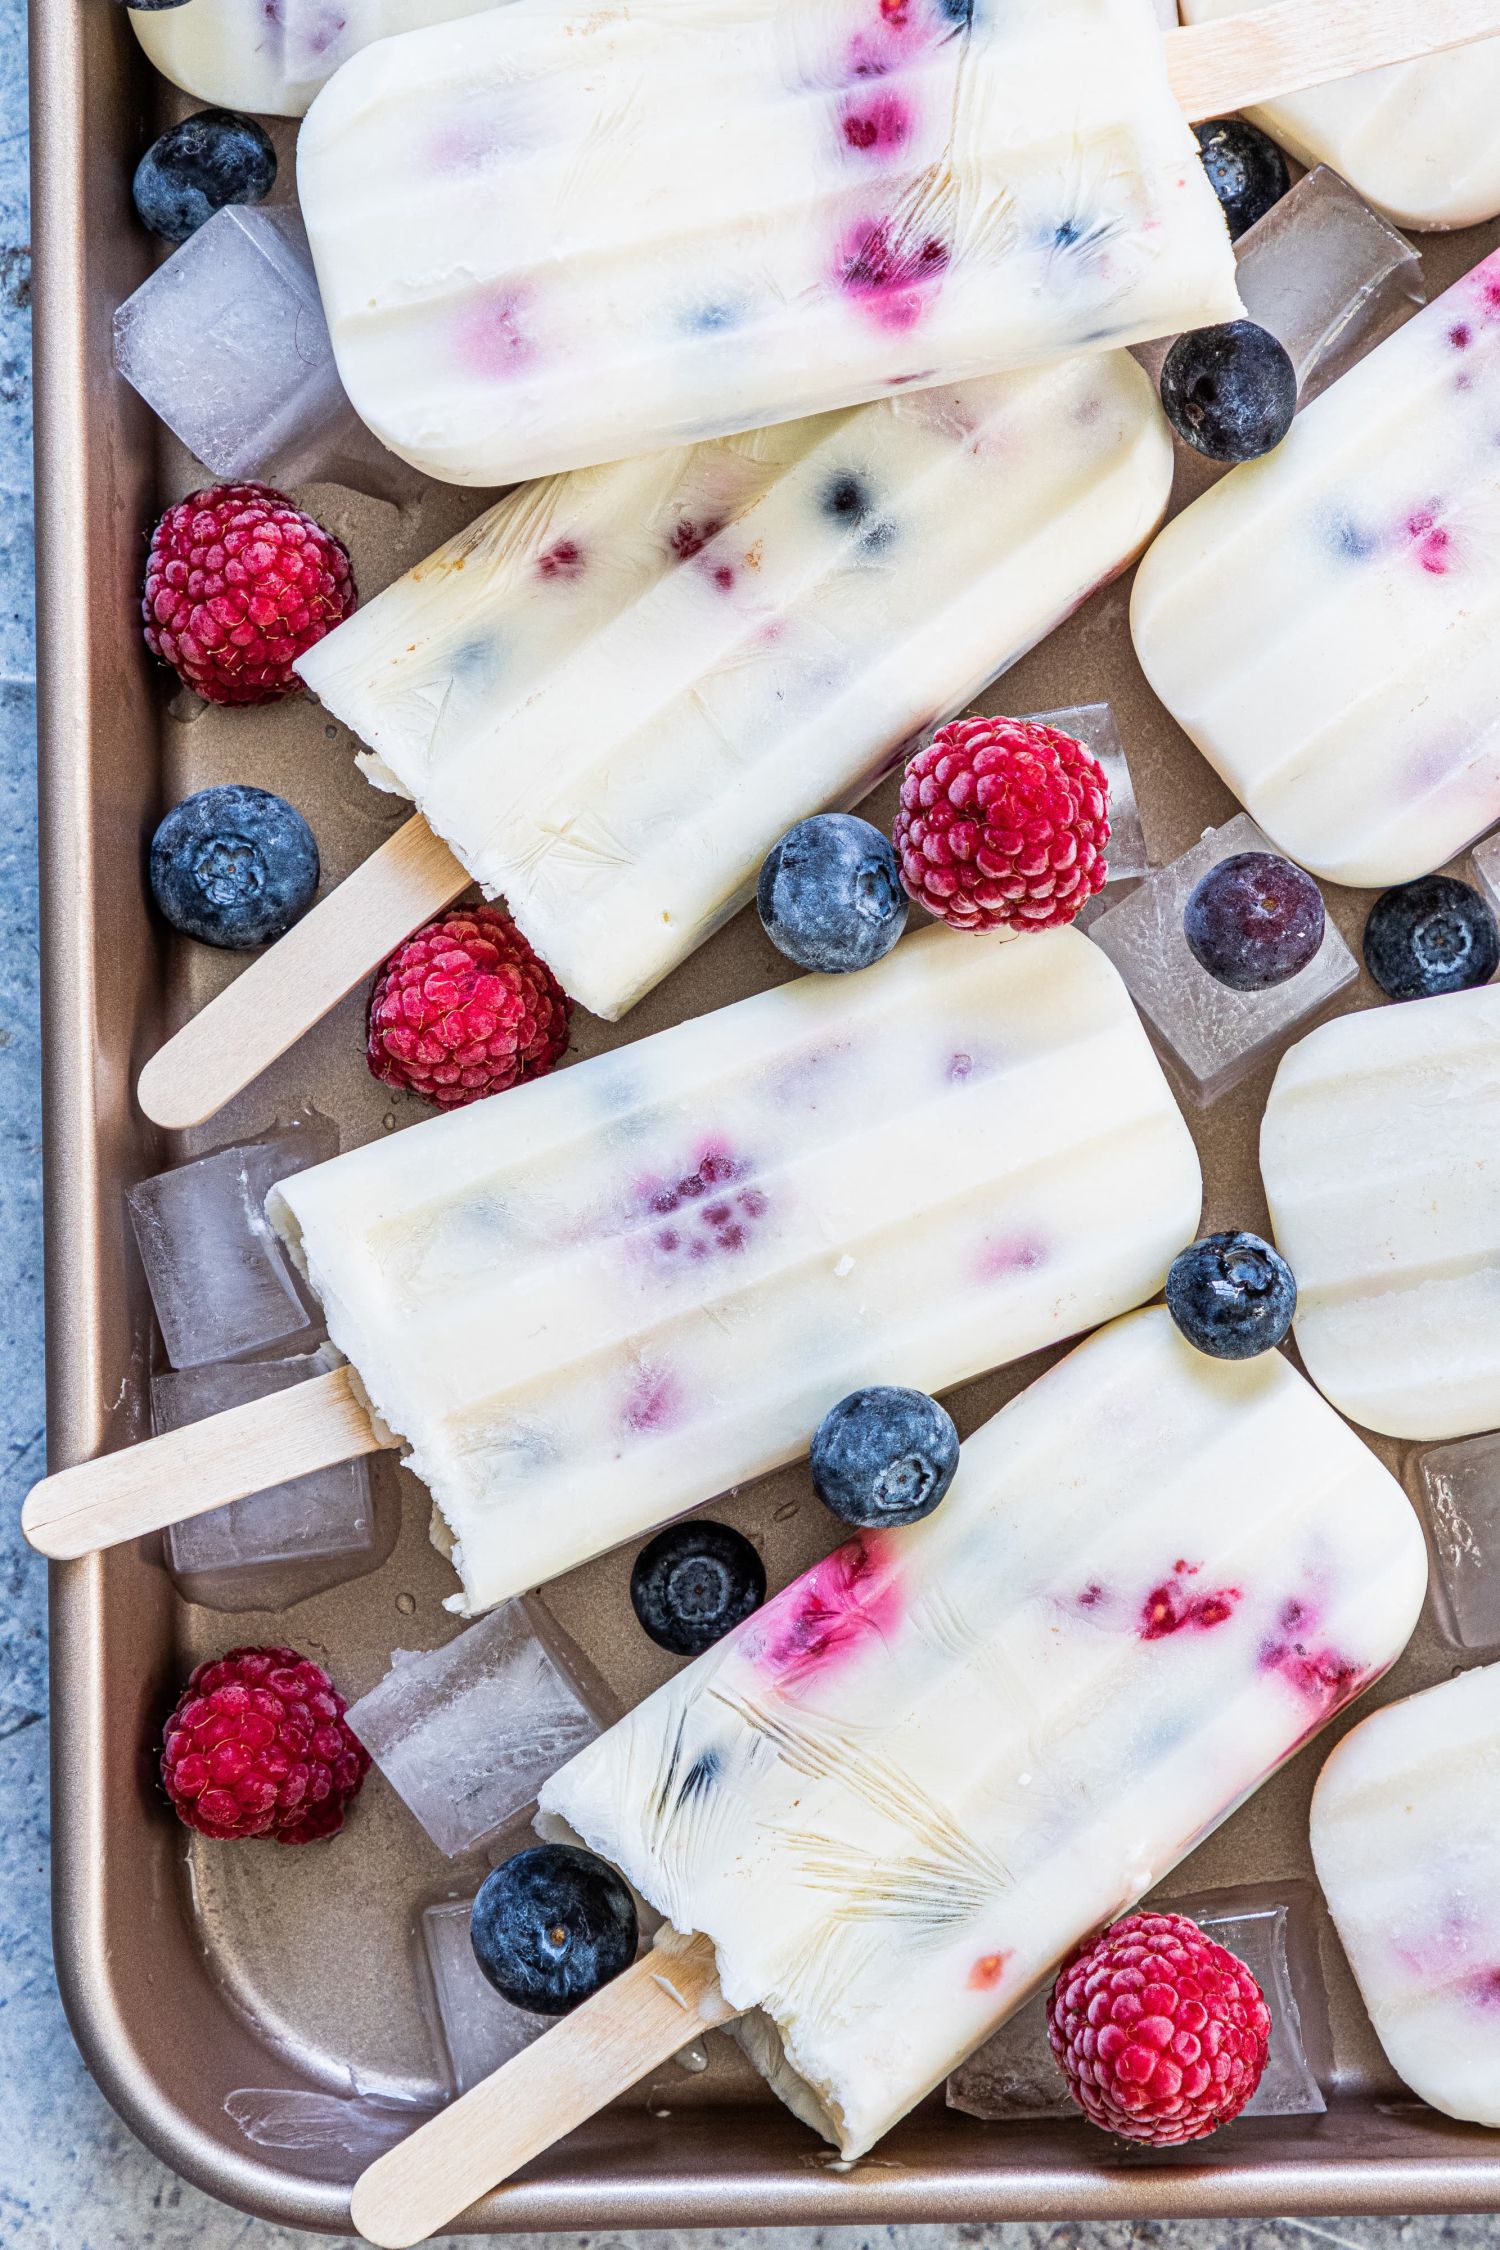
[
  {"xmin": 622, "ymin": 1361, "xmax": 684, "ymax": 1435},
  {"xmin": 836, "ymin": 217, "xmax": 950, "ymax": 332},
  {"xmin": 456, "ymin": 287, "xmax": 535, "ymax": 380},
  {"xmin": 636, "ymin": 1143, "xmax": 770, "ymax": 1264},
  {"xmin": 1258, "ymin": 1595, "xmax": 1362, "ymax": 1711},
  {"xmin": 537, "ymin": 538, "xmax": 587, "ymax": 581},
  {"xmin": 754, "ymin": 1533, "xmax": 902, "ymax": 1688},
  {"xmin": 840, "ymin": 89, "xmax": 913, "ymax": 157},
  {"xmin": 1139, "ymin": 1562, "xmax": 1241, "ymax": 1640}
]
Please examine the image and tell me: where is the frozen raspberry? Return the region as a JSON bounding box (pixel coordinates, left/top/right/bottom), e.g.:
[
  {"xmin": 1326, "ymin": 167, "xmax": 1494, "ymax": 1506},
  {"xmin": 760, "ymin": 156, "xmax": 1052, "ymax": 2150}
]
[
  {"xmin": 142, "ymin": 482, "xmax": 356, "ymax": 706},
  {"xmin": 1047, "ymin": 1910, "xmax": 1270, "ymax": 2146},
  {"xmin": 368, "ymin": 904, "xmax": 571, "ymax": 1109},
  {"xmin": 160, "ymin": 1645, "xmax": 369, "ymax": 1845},
  {"xmin": 893, "ymin": 715, "xmax": 1110, "ymax": 933}
]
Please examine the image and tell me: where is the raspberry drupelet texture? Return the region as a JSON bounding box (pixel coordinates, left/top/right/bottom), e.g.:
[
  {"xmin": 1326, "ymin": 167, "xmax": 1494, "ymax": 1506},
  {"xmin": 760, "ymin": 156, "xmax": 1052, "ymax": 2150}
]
[
  {"xmin": 142, "ymin": 482, "xmax": 356, "ymax": 706},
  {"xmin": 1047, "ymin": 1910, "xmax": 1270, "ymax": 2145},
  {"xmin": 368, "ymin": 904, "xmax": 571, "ymax": 1109},
  {"xmin": 893, "ymin": 715, "xmax": 1110, "ymax": 933},
  {"xmin": 160, "ymin": 1645, "xmax": 369, "ymax": 1845}
]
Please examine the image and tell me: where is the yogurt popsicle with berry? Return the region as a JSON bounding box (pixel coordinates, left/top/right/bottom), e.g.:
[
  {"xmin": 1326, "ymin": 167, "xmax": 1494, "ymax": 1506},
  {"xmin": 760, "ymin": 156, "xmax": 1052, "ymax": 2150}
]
[
  {"xmin": 1181, "ymin": 0, "xmax": 1500, "ymax": 229},
  {"xmin": 139, "ymin": 351, "xmax": 1171, "ymax": 1127},
  {"xmin": 1311, "ymin": 1662, "xmax": 1500, "ymax": 2126},
  {"xmin": 126, "ymin": 0, "xmax": 507, "ymax": 119},
  {"xmin": 1132, "ymin": 248, "xmax": 1500, "ymax": 890},
  {"xmin": 296, "ymin": 0, "xmax": 1245, "ymax": 486},
  {"xmin": 528, "ymin": 1309, "xmax": 1423, "ymax": 2162},
  {"xmin": 256, "ymin": 923, "xmax": 1200, "ymax": 1615}
]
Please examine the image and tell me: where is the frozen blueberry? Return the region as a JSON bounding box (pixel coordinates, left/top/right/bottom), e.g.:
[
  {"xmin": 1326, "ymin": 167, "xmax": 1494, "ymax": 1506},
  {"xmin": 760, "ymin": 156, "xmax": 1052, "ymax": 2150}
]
[
  {"xmin": 1167, "ymin": 1232, "xmax": 1297, "ymax": 1360},
  {"xmin": 149, "ymin": 785, "xmax": 319, "ymax": 949},
  {"xmin": 1364, "ymin": 874, "xmax": 1500, "ymax": 1001},
  {"xmin": 1160, "ymin": 322, "xmax": 1297, "ymax": 464},
  {"xmin": 470, "ymin": 1845, "xmax": 637, "ymax": 2017},
  {"xmin": 810, "ymin": 1386, "xmax": 959, "ymax": 1529},
  {"xmin": 757, "ymin": 813, "xmax": 907, "ymax": 975},
  {"xmin": 132, "ymin": 110, "xmax": 278, "ymax": 245},
  {"xmin": 1192, "ymin": 118, "xmax": 1290, "ymax": 241},
  {"xmin": 630, "ymin": 1520, "xmax": 767, "ymax": 1657},
  {"xmin": 1184, "ymin": 851, "xmax": 1325, "ymax": 992}
]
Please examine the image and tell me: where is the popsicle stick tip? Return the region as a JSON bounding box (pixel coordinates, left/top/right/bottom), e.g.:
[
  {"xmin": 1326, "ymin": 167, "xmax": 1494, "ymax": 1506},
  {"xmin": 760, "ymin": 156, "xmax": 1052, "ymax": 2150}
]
[
  {"xmin": 20, "ymin": 1366, "xmax": 382, "ymax": 1563},
  {"xmin": 134, "ymin": 816, "xmax": 468, "ymax": 1132},
  {"xmin": 348, "ymin": 1937, "xmax": 728, "ymax": 2245}
]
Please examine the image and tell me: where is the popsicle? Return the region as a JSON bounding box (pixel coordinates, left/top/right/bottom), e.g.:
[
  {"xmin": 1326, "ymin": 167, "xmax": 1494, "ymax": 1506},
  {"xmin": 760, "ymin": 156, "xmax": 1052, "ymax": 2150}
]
[
  {"xmin": 138, "ymin": 350, "xmax": 1176, "ymax": 1130},
  {"xmin": 1132, "ymin": 248, "xmax": 1500, "ymax": 891},
  {"xmin": 349, "ymin": 1309, "xmax": 1426, "ymax": 2245},
  {"xmin": 1310, "ymin": 1662, "xmax": 1500, "ymax": 2126},
  {"xmin": 296, "ymin": 0, "xmax": 1500, "ymax": 489},
  {"xmin": 1260, "ymin": 986, "xmax": 1500, "ymax": 1444},
  {"xmin": 28, "ymin": 924, "xmax": 1204, "ymax": 1607},
  {"xmin": 1182, "ymin": 0, "xmax": 1500, "ymax": 229},
  {"xmin": 126, "ymin": 0, "xmax": 506, "ymax": 119}
]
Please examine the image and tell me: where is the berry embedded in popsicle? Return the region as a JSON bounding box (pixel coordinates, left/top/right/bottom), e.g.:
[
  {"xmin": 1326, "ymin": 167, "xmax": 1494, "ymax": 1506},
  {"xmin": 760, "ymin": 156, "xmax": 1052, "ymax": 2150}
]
[
  {"xmin": 142, "ymin": 482, "xmax": 356, "ymax": 705},
  {"xmin": 160, "ymin": 1644, "xmax": 369, "ymax": 1844},
  {"xmin": 1047, "ymin": 1910, "xmax": 1271, "ymax": 2145},
  {"xmin": 893, "ymin": 716, "xmax": 1110, "ymax": 935},
  {"xmin": 366, "ymin": 905, "xmax": 571, "ymax": 1109}
]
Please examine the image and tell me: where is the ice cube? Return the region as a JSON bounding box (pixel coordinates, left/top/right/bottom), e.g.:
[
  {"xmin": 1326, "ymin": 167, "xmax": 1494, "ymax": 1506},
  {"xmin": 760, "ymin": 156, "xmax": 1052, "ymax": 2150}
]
[
  {"xmin": 347, "ymin": 1600, "xmax": 617, "ymax": 1858},
  {"xmin": 1026, "ymin": 701, "xmax": 1152, "ymax": 886},
  {"xmin": 1087, "ymin": 813, "xmax": 1358, "ymax": 1103},
  {"xmin": 128, "ymin": 1112, "xmax": 337, "ymax": 1369},
  {"xmin": 947, "ymin": 1884, "xmax": 1328, "ymax": 2125},
  {"xmin": 152, "ymin": 1349, "xmax": 390, "ymax": 1612},
  {"xmin": 417, "ymin": 1895, "xmax": 546, "ymax": 2095},
  {"xmin": 1234, "ymin": 167, "xmax": 1425, "ymax": 408},
  {"xmin": 113, "ymin": 205, "xmax": 420, "ymax": 503},
  {"xmin": 1472, "ymin": 832, "xmax": 1500, "ymax": 922},
  {"xmin": 1416, "ymin": 1431, "xmax": 1500, "ymax": 1651}
]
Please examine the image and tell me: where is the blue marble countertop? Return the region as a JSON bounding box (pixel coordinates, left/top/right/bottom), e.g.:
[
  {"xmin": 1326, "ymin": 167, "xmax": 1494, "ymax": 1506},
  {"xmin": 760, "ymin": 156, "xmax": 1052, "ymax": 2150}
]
[{"xmin": 4, "ymin": 7, "xmax": 1500, "ymax": 2247}]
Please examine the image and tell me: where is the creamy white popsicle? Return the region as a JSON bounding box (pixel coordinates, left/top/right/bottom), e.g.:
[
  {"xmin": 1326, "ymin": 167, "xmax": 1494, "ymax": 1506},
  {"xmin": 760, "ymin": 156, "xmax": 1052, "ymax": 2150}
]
[
  {"xmin": 127, "ymin": 0, "xmax": 505, "ymax": 118},
  {"xmin": 1261, "ymin": 987, "xmax": 1500, "ymax": 1444},
  {"xmin": 540, "ymin": 1308, "xmax": 1426, "ymax": 2159},
  {"xmin": 1311, "ymin": 1662, "xmax": 1500, "ymax": 2126},
  {"xmin": 1132, "ymin": 249, "xmax": 1500, "ymax": 891},
  {"xmin": 296, "ymin": 355, "xmax": 1172, "ymax": 1021},
  {"xmin": 269, "ymin": 924, "xmax": 1202, "ymax": 1616},
  {"xmin": 1181, "ymin": 0, "xmax": 1500, "ymax": 229},
  {"xmin": 296, "ymin": 0, "xmax": 1239, "ymax": 486}
]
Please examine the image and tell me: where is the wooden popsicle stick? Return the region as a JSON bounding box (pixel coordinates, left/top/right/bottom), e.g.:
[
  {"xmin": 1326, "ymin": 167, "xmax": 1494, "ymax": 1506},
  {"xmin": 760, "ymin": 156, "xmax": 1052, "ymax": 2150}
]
[
  {"xmin": 351, "ymin": 1935, "xmax": 736, "ymax": 2249},
  {"xmin": 1165, "ymin": 0, "xmax": 1500, "ymax": 123},
  {"xmin": 136, "ymin": 815, "xmax": 469, "ymax": 1133},
  {"xmin": 21, "ymin": 1363, "xmax": 385, "ymax": 1561}
]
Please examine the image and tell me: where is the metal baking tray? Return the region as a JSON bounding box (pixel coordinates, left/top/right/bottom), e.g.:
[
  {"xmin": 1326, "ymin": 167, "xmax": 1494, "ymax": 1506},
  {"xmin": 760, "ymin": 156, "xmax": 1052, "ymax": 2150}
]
[{"xmin": 32, "ymin": 0, "xmax": 1500, "ymax": 2228}]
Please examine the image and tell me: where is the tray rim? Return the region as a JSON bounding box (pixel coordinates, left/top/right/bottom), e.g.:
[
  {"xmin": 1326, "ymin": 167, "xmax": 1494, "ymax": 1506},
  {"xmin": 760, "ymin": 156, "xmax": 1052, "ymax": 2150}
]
[{"xmin": 30, "ymin": 0, "xmax": 1500, "ymax": 2228}]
